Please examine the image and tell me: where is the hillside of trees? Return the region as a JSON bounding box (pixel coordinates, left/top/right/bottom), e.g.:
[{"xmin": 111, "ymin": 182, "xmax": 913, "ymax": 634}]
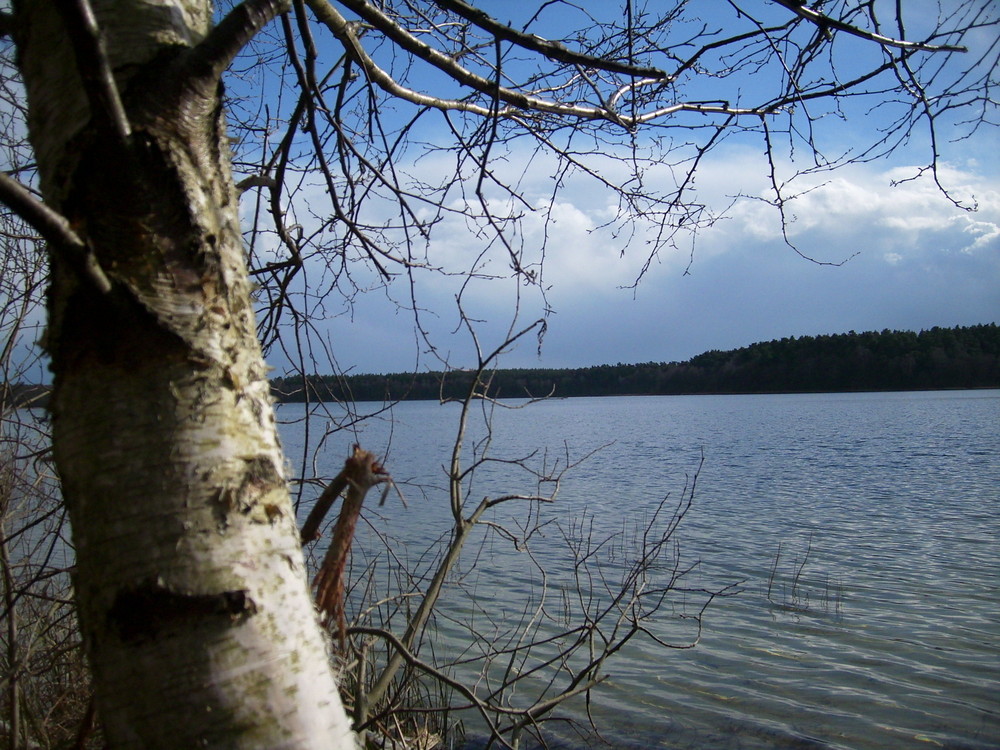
[{"xmin": 271, "ymin": 324, "xmax": 1000, "ymax": 403}]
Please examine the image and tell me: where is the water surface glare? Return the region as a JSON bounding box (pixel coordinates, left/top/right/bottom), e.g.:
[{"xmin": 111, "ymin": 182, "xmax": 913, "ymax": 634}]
[{"xmin": 280, "ymin": 390, "xmax": 1000, "ymax": 749}]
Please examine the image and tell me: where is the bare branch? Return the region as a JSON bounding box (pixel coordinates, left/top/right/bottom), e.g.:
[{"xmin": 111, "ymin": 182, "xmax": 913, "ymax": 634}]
[
  {"xmin": 349, "ymin": 625, "xmax": 513, "ymax": 748},
  {"xmin": 770, "ymin": 0, "xmax": 968, "ymax": 52},
  {"xmin": 0, "ymin": 172, "xmax": 111, "ymax": 294},
  {"xmin": 52, "ymin": 0, "xmax": 131, "ymax": 146},
  {"xmin": 311, "ymin": 446, "xmax": 390, "ymax": 647},
  {"xmin": 235, "ymin": 174, "xmax": 277, "ymax": 194},
  {"xmin": 431, "ymin": 0, "xmax": 669, "ymax": 80},
  {"xmin": 299, "ymin": 468, "xmax": 348, "ymax": 545},
  {"xmin": 182, "ymin": 0, "xmax": 292, "ymax": 87},
  {"xmin": 308, "ymin": 0, "xmax": 765, "ymax": 126}
]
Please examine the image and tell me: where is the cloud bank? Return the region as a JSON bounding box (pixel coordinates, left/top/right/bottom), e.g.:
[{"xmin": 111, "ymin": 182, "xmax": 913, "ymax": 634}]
[{"xmin": 265, "ymin": 146, "xmax": 999, "ymax": 375}]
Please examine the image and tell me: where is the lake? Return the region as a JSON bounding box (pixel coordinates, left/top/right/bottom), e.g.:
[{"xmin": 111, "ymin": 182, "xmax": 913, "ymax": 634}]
[{"xmin": 277, "ymin": 390, "xmax": 1000, "ymax": 749}]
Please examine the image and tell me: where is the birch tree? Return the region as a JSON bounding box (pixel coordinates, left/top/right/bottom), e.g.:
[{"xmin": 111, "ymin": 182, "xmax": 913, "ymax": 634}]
[
  {"xmin": 0, "ymin": 1, "xmax": 995, "ymax": 748},
  {"xmin": 4, "ymin": 1, "xmax": 356, "ymax": 747}
]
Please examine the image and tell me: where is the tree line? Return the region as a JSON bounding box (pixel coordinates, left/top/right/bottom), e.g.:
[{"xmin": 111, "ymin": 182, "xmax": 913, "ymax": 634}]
[{"xmin": 272, "ymin": 324, "xmax": 1000, "ymax": 403}]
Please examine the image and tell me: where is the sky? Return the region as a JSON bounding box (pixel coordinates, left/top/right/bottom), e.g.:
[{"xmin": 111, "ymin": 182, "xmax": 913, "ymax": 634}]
[
  {"xmin": 8, "ymin": 3, "xmax": 996, "ymax": 382},
  {"xmin": 310, "ymin": 149, "xmax": 999, "ymax": 374},
  {"xmin": 254, "ymin": 2, "xmax": 998, "ymax": 376}
]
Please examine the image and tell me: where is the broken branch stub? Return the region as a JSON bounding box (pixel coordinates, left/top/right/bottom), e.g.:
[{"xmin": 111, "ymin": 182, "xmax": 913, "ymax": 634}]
[{"xmin": 308, "ymin": 446, "xmax": 389, "ymax": 648}]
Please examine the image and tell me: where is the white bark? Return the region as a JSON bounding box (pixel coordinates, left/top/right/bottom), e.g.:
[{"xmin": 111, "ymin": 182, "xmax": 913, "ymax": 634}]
[{"xmin": 14, "ymin": 0, "xmax": 354, "ymax": 746}]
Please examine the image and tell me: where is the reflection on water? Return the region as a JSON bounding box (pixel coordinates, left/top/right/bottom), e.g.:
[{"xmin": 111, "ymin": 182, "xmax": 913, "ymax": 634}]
[{"xmin": 280, "ymin": 390, "xmax": 1000, "ymax": 749}]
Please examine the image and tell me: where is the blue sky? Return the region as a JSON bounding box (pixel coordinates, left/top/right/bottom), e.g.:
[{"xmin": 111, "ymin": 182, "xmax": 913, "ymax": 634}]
[
  {"xmin": 245, "ymin": 2, "xmax": 997, "ymax": 376},
  {"xmin": 306, "ymin": 149, "xmax": 998, "ymax": 373},
  {"xmin": 2, "ymin": 3, "xmax": 994, "ymax": 387}
]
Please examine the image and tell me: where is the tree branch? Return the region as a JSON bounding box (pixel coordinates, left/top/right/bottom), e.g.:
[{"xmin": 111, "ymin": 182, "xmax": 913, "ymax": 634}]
[
  {"xmin": 181, "ymin": 0, "xmax": 292, "ymax": 87},
  {"xmin": 300, "ymin": 464, "xmax": 348, "ymax": 545},
  {"xmin": 431, "ymin": 0, "xmax": 669, "ymax": 80},
  {"xmin": 343, "ymin": 0, "xmax": 616, "ymax": 115},
  {"xmin": 0, "ymin": 172, "xmax": 111, "ymax": 294},
  {"xmin": 770, "ymin": 0, "xmax": 968, "ymax": 52},
  {"xmin": 310, "ymin": 447, "xmax": 389, "ymax": 648},
  {"xmin": 305, "ymin": 0, "xmax": 767, "ymax": 126},
  {"xmin": 304, "ymin": 0, "xmax": 507, "ymax": 116},
  {"xmin": 235, "ymin": 174, "xmax": 278, "ymax": 194},
  {"xmin": 52, "ymin": 0, "xmax": 131, "ymax": 146},
  {"xmin": 349, "ymin": 625, "xmax": 513, "ymax": 748}
]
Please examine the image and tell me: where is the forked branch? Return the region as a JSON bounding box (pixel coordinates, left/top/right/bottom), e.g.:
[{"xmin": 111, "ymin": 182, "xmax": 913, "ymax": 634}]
[{"xmin": 181, "ymin": 0, "xmax": 292, "ymax": 90}]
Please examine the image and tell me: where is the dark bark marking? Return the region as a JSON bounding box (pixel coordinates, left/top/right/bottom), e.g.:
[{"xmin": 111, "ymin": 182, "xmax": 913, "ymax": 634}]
[
  {"xmin": 108, "ymin": 580, "xmax": 257, "ymax": 644},
  {"xmin": 243, "ymin": 454, "xmax": 281, "ymax": 489},
  {"xmin": 210, "ymin": 455, "xmax": 284, "ymax": 526}
]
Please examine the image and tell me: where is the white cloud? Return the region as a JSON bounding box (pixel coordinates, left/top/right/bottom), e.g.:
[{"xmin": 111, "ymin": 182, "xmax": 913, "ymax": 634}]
[
  {"xmin": 680, "ymin": 157, "xmax": 1000, "ymax": 267},
  {"xmin": 250, "ymin": 136, "xmax": 1000, "ymax": 373},
  {"xmin": 963, "ymin": 219, "xmax": 1000, "ymax": 252}
]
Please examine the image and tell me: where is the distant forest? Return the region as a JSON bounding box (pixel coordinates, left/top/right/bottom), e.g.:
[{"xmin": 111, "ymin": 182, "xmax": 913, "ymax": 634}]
[{"xmin": 271, "ymin": 324, "xmax": 1000, "ymax": 403}]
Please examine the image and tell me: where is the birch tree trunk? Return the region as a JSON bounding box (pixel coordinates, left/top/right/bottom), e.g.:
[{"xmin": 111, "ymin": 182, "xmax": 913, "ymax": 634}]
[{"xmin": 13, "ymin": 1, "xmax": 355, "ymax": 746}]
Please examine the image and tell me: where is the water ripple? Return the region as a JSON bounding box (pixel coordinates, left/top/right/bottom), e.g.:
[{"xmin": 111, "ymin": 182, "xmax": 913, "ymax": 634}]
[{"xmin": 282, "ymin": 390, "xmax": 1000, "ymax": 749}]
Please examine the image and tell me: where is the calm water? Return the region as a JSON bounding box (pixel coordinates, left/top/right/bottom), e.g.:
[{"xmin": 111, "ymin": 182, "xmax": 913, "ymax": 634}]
[{"xmin": 278, "ymin": 390, "xmax": 1000, "ymax": 749}]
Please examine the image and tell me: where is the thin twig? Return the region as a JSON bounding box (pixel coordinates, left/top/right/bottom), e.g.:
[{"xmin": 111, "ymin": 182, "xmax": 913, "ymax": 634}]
[{"xmin": 349, "ymin": 625, "xmax": 513, "ymax": 749}]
